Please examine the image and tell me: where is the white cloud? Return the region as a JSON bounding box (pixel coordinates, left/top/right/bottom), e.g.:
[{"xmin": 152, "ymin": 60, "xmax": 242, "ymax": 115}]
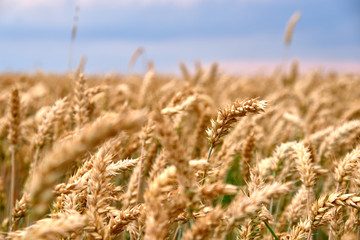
[
  {"xmin": 0, "ymin": 0, "xmax": 203, "ymax": 10},
  {"xmin": 78, "ymin": 0, "xmax": 202, "ymax": 6},
  {"xmin": 0, "ymin": 0, "xmax": 70, "ymax": 27},
  {"xmin": 0, "ymin": 0, "xmax": 201, "ymax": 26},
  {"xmin": 0, "ymin": 0, "xmax": 67, "ymax": 10}
]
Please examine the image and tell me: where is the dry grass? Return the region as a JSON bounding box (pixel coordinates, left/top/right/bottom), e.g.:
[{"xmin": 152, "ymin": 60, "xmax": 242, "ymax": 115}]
[{"xmin": 0, "ymin": 62, "xmax": 359, "ymax": 240}]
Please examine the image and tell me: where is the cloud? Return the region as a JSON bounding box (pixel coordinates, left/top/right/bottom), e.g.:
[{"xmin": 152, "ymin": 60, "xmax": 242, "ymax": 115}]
[
  {"xmin": 0, "ymin": 0, "xmax": 358, "ymax": 74},
  {"xmin": 0, "ymin": 0, "xmax": 71, "ymax": 28},
  {"xmin": 0, "ymin": 0, "xmax": 202, "ymax": 28},
  {"xmin": 78, "ymin": 0, "xmax": 203, "ymax": 7},
  {"xmin": 0, "ymin": 0, "xmax": 273, "ymax": 11},
  {"xmin": 0, "ymin": 0, "xmax": 202, "ymax": 10},
  {"xmin": 0, "ymin": 0, "xmax": 66, "ymax": 11}
]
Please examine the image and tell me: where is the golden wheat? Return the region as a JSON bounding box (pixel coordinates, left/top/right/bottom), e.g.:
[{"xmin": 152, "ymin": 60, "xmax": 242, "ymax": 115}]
[{"xmin": 0, "ymin": 60, "xmax": 359, "ymax": 240}]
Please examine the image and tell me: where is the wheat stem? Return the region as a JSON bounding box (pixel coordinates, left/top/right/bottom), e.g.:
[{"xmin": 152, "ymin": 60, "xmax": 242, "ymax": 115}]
[
  {"xmin": 202, "ymin": 143, "xmax": 214, "ymax": 185},
  {"xmin": 265, "ymin": 221, "xmax": 279, "ymax": 240},
  {"xmin": 136, "ymin": 141, "xmax": 145, "ymax": 204},
  {"xmin": 9, "ymin": 146, "xmax": 16, "ymax": 232},
  {"xmin": 33, "ymin": 146, "xmax": 40, "ymax": 176}
]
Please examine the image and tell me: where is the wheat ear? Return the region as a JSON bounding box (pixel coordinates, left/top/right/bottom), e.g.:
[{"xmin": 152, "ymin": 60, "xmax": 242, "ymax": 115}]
[
  {"xmin": 28, "ymin": 111, "xmax": 146, "ymax": 219},
  {"xmin": 8, "ymin": 88, "xmax": 20, "ymax": 231}
]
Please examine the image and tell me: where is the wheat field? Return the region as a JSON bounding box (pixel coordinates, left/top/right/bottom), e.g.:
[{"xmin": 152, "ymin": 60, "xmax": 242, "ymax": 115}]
[{"xmin": 0, "ymin": 60, "xmax": 360, "ymax": 240}]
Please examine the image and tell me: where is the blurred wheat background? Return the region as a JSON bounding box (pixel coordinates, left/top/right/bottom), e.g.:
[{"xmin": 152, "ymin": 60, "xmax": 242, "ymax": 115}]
[{"xmin": 0, "ymin": 1, "xmax": 360, "ymax": 240}]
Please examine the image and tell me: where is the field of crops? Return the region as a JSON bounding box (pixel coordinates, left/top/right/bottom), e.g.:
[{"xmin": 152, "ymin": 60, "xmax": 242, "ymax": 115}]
[{"xmin": 0, "ymin": 60, "xmax": 360, "ymax": 239}]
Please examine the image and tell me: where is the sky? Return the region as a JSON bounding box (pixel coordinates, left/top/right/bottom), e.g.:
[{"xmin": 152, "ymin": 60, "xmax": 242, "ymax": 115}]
[{"xmin": 0, "ymin": 0, "xmax": 359, "ymax": 74}]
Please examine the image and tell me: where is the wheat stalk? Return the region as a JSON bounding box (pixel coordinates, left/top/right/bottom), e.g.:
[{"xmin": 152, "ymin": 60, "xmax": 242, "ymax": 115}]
[{"xmin": 284, "ymin": 12, "xmax": 302, "ymax": 45}]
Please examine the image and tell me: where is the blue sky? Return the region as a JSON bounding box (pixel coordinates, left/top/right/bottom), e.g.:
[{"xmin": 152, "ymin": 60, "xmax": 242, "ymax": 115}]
[{"xmin": 0, "ymin": 0, "xmax": 359, "ymax": 74}]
